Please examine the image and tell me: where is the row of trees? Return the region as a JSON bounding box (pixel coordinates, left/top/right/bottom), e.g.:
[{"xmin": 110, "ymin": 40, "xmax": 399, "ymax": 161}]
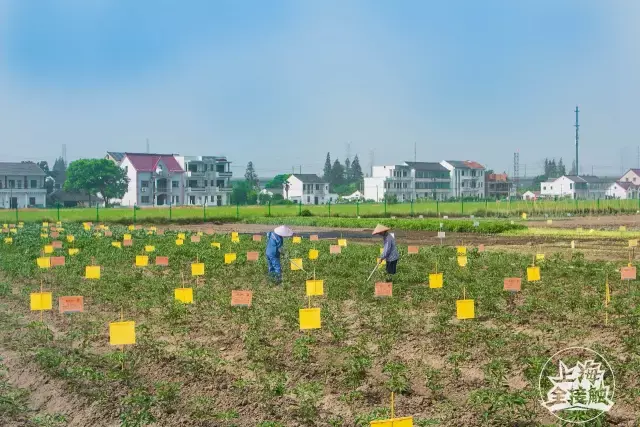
[{"xmin": 322, "ymin": 152, "xmax": 363, "ymax": 195}]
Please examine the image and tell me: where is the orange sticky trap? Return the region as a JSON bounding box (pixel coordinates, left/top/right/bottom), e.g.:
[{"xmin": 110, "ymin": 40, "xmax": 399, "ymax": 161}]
[
  {"xmin": 85, "ymin": 266, "xmax": 100, "ymax": 279},
  {"xmin": 429, "ymin": 273, "xmax": 443, "ymax": 289},
  {"xmin": 292, "ymin": 236, "xmax": 301, "ymax": 244},
  {"xmin": 145, "ymin": 245, "xmax": 155, "ymax": 252},
  {"xmin": 190, "ymin": 235, "xmax": 201, "ymax": 243},
  {"xmin": 252, "ymin": 234, "xmax": 262, "ymax": 242},
  {"xmin": 135, "ymin": 255, "xmax": 148, "ymax": 267},
  {"xmin": 456, "ymin": 299, "xmax": 475, "ymax": 319},
  {"xmin": 338, "ymin": 239, "xmax": 347, "ymax": 247},
  {"xmin": 407, "ymin": 246, "xmax": 419, "ymax": 254},
  {"xmin": 123, "ymin": 239, "xmax": 133, "ymax": 247},
  {"xmin": 478, "ymin": 244, "xmax": 485, "ymax": 252},
  {"xmin": 109, "ymin": 321, "xmax": 136, "ymax": 345},
  {"xmin": 174, "ymin": 288, "xmax": 193, "ymax": 304},
  {"xmin": 290, "ymin": 258, "xmax": 303, "ymax": 271},
  {"xmin": 37, "ymin": 257, "xmax": 51, "ymax": 269},
  {"xmin": 308, "ymin": 249, "xmax": 319, "ymax": 260},
  {"xmin": 621, "ymin": 266, "xmax": 636, "ymax": 280},
  {"xmin": 225, "ymin": 253, "xmax": 237, "ymax": 264},
  {"xmin": 246, "ymin": 251, "xmax": 258, "ymax": 261},
  {"xmin": 527, "ymin": 266, "xmax": 540, "ymax": 282},
  {"xmin": 155, "ymin": 256, "xmax": 169, "ymax": 266},
  {"xmin": 191, "ymin": 263, "xmax": 204, "ymax": 276},
  {"xmin": 30, "ymin": 292, "xmax": 52, "ymax": 311},
  {"xmin": 309, "ymin": 234, "xmax": 319, "ymax": 241},
  {"xmin": 503, "ymin": 277, "xmax": 522, "ymax": 292},
  {"xmin": 51, "ymin": 240, "xmax": 62, "ymax": 249},
  {"xmin": 306, "ymin": 280, "xmax": 324, "ymax": 296},
  {"xmin": 50, "ymin": 232, "xmax": 59, "ymax": 238},
  {"xmin": 231, "ymin": 290, "xmax": 252, "ymax": 306},
  {"xmin": 59, "ymin": 296, "xmax": 83, "ymax": 314},
  {"xmin": 299, "ymin": 308, "xmax": 321, "ymax": 330},
  {"xmin": 330, "ymin": 245, "xmax": 341, "ymax": 254},
  {"xmin": 457, "ymin": 256, "xmax": 467, "ymax": 267},
  {"xmin": 51, "ymin": 256, "xmax": 65, "ymax": 267},
  {"xmin": 375, "ymin": 282, "xmax": 392, "ymax": 297}
]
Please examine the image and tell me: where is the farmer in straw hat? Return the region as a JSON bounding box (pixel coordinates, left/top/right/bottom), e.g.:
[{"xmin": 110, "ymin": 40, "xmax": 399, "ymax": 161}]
[
  {"xmin": 373, "ymin": 224, "xmax": 399, "ymax": 276},
  {"xmin": 266, "ymin": 225, "xmax": 293, "ymax": 284}
]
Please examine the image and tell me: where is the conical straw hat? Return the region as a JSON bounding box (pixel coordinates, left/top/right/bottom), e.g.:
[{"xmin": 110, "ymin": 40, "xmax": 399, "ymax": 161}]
[
  {"xmin": 372, "ymin": 224, "xmax": 390, "ymax": 235},
  {"xmin": 274, "ymin": 225, "xmax": 293, "ymax": 237}
]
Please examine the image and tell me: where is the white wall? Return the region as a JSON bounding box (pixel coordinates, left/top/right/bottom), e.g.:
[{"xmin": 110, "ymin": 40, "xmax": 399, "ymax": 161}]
[
  {"xmin": 606, "ymin": 183, "xmax": 629, "ymax": 199},
  {"xmin": 119, "ymin": 157, "xmax": 138, "ymax": 206},
  {"xmin": 620, "ymin": 170, "xmax": 640, "ymax": 185},
  {"xmin": 364, "ymin": 177, "xmax": 386, "ymax": 202},
  {"xmin": 540, "ymin": 176, "xmax": 575, "ymax": 198},
  {"xmin": 285, "ymin": 176, "xmax": 303, "ymax": 200}
]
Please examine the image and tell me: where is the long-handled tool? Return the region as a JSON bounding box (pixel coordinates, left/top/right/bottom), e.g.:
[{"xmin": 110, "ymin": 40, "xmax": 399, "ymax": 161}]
[{"xmin": 367, "ymin": 259, "xmax": 382, "ymax": 281}]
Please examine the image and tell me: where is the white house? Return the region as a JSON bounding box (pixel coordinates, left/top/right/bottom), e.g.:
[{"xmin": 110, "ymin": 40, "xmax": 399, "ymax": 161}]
[
  {"xmin": 174, "ymin": 156, "xmax": 232, "ymax": 206},
  {"xmin": 284, "ymin": 174, "xmax": 335, "ymax": 204},
  {"xmin": 0, "ymin": 162, "xmax": 47, "ymax": 208},
  {"xmin": 540, "ymin": 175, "xmax": 611, "ymax": 199},
  {"xmin": 522, "ymin": 191, "xmax": 539, "ymax": 200},
  {"xmin": 342, "ymin": 190, "xmax": 364, "ymax": 202},
  {"xmin": 119, "ymin": 153, "xmax": 185, "ymax": 207},
  {"xmin": 440, "ymin": 160, "xmax": 486, "ymax": 198},
  {"xmin": 364, "ymin": 161, "xmax": 452, "ymax": 202},
  {"xmin": 606, "ymin": 181, "xmax": 639, "ymax": 199},
  {"xmin": 619, "ymin": 169, "xmax": 640, "ymax": 186}
]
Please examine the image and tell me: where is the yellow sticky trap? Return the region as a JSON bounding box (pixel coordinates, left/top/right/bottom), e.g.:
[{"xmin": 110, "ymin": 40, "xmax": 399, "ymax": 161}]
[
  {"xmin": 290, "ymin": 258, "xmax": 303, "ymax": 271},
  {"xmin": 197, "ymin": 231, "xmax": 203, "ymax": 236},
  {"xmin": 231, "ymin": 232, "xmax": 238, "ymax": 239},
  {"xmin": 30, "ymin": 292, "xmax": 53, "ymax": 311},
  {"xmin": 536, "ymin": 253, "xmax": 545, "ymax": 261},
  {"xmin": 123, "ymin": 233, "xmax": 132, "ymax": 240},
  {"xmin": 69, "ymin": 248, "xmax": 79, "ymax": 256},
  {"xmin": 429, "ymin": 273, "xmax": 443, "ymax": 289},
  {"xmin": 145, "ymin": 245, "xmax": 155, "ymax": 252},
  {"xmin": 112, "ymin": 241, "xmax": 122, "ymax": 248},
  {"xmin": 224, "ymin": 253, "xmax": 237, "ymax": 264},
  {"xmin": 17, "ymin": 224, "xmax": 23, "ymax": 229},
  {"xmin": 306, "ymin": 280, "xmax": 324, "ymax": 296},
  {"xmin": 457, "ymin": 256, "xmax": 467, "ymax": 267},
  {"xmin": 521, "ymin": 213, "xmax": 527, "ymax": 219},
  {"xmin": 40, "ymin": 233, "xmax": 48, "ymax": 238},
  {"xmin": 547, "ymin": 219, "xmax": 552, "ymax": 224},
  {"xmin": 370, "ymin": 416, "xmax": 414, "ymax": 427},
  {"xmin": 292, "ymin": 236, "xmax": 301, "ymax": 244},
  {"xmin": 308, "ymin": 249, "xmax": 319, "ymax": 260},
  {"xmin": 4, "ymin": 237, "xmax": 12, "ymax": 244},
  {"xmin": 191, "ymin": 263, "xmax": 205, "ymax": 276},
  {"xmin": 211, "ymin": 242, "xmax": 221, "ymax": 249},
  {"xmin": 174, "ymin": 288, "xmax": 193, "ymax": 304},
  {"xmin": 175, "ymin": 239, "xmax": 184, "ymax": 246},
  {"xmin": 37, "ymin": 257, "xmax": 51, "ymax": 269},
  {"xmin": 338, "ymin": 239, "xmax": 347, "ymax": 247},
  {"xmin": 66, "ymin": 235, "xmax": 75, "ymax": 243},
  {"xmin": 231, "ymin": 235, "xmax": 240, "ymax": 243},
  {"xmin": 85, "ymin": 266, "xmax": 100, "ymax": 279},
  {"xmin": 83, "ymin": 224, "xmax": 91, "ymax": 231},
  {"xmin": 178, "ymin": 233, "xmax": 186, "ymax": 240},
  {"xmin": 629, "ymin": 239, "xmax": 638, "ymax": 248},
  {"xmin": 527, "ymin": 266, "xmax": 540, "ymax": 282},
  {"xmin": 42, "ymin": 222, "xmax": 49, "ymax": 227},
  {"xmin": 10, "ymin": 228, "xmax": 17, "ymax": 234},
  {"xmin": 571, "ymin": 240, "xmax": 575, "ymax": 249},
  {"xmin": 456, "ymin": 299, "xmax": 475, "ymax": 320},
  {"xmin": 109, "ymin": 321, "xmax": 136, "ymax": 345},
  {"xmin": 128, "ymin": 225, "xmax": 135, "ymax": 231},
  {"xmin": 299, "ymin": 308, "xmax": 321, "ymax": 330},
  {"xmin": 456, "ymin": 246, "xmax": 467, "ymax": 255},
  {"xmin": 620, "ymin": 226, "xmax": 627, "ymax": 232},
  {"xmin": 135, "ymin": 255, "xmax": 148, "ymax": 267},
  {"xmin": 43, "ymin": 245, "xmax": 53, "ymax": 254}
]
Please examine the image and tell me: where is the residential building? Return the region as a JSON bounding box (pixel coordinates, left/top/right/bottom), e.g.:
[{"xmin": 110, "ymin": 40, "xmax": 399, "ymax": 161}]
[
  {"xmin": 404, "ymin": 162, "xmax": 451, "ymax": 201},
  {"xmin": 174, "ymin": 156, "xmax": 233, "ymax": 206},
  {"xmin": 0, "ymin": 162, "xmax": 47, "ymax": 208},
  {"xmin": 540, "ymin": 175, "xmax": 612, "ymax": 199},
  {"xmin": 105, "ymin": 152, "xmax": 126, "ymax": 165},
  {"xmin": 485, "ymin": 173, "xmax": 513, "ymax": 199},
  {"xmin": 284, "ymin": 174, "xmax": 335, "ymax": 204},
  {"xmin": 342, "ymin": 190, "xmax": 364, "ymax": 202},
  {"xmin": 119, "ymin": 153, "xmax": 185, "ymax": 206},
  {"xmin": 440, "ymin": 160, "xmax": 486, "ymax": 198},
  {"xmin": 522, "ymin": 191, "xmax": 540, "ymax": 200},
  {"xmin": 620, "ymin": 169, "xmax": 640, "ymax": 185},
  {"xmin": 606, "ymin": 181, "xmax": 639, "ymax": 199}
]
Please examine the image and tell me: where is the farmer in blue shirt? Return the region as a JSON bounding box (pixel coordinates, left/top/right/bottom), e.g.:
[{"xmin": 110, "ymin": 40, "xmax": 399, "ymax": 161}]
[
  {"xmin": 373, "ymin": 224, "xmax": 399, "ymax": 276},
  {"xmin": 266, "ymin": 225, "xmax": 293, "ymax": 284}
]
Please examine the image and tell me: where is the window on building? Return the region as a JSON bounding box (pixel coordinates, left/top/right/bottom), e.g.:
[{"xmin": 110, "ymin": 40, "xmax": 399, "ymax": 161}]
[
  {"xmin": 17, "ymin": 180, "xmax": 22, "ymax": 188},
  {"xmin": 634, "ymin": 177, "xmax": 637, "ymax": 183},
  {"xmin": 0, "ymin": 182, "xmax": 2, "ymax": 189},
  {"xmin": 203, "ymin": 164, "xmax": 208, "ymax": 172},
  {"xmin": 29, "ymin": 197, "xmax": 36, "ymax": 205},
  {"xmin": 403, "ymin": 170, "xmax": 407, "ymax": 177},
  {"xmin": 172, "ymin": 180, "xmax": 179, "ymax": 188},
  {"xmin": 307, "ymin": 196, "xmax": 310, "ymax": 203},
  {"xmin": 216, "ymin": 165, "xmax": 225, "ymax": 173},
  {"xmin": 570, "ymin": 183, "xmax": 573, "ymax": 189},
  {"xmin": 403, "ymin": 182, "xmax": 407, "ymax": 188},
  {"xmin": 216, "ymin": 180, "xmax": 224, "ymax": 187},
  {"xmin": 141, "ymin": 180, "xmax": 149, "ymax": 188},
  {"xmin": 141, "ymin": 196, "xmax": 150, "ymax": 203},
  {"xmin": 315, "ymin": 184, "xmax": 320, "ymax": 190},
  {"xmin": 175, "ymin": 196, "xmax": 180, "ymax": 204},
  {"xmin": 188, "ymin": 163, "xmax": 198, "ymax": 172},
  {"xmin": 30, "ymin": 180, "xmax": 37, "ymax": 188}
]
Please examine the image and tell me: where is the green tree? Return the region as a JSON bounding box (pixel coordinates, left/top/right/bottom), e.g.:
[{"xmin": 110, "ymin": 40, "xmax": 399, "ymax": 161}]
[
  {"xmin": 52, "ymin": 156, "xmax": 66, "ymax": 173},
  {"xmin": 244, "ymin": 161, "xmax": 259, "ymax": 189},
  {"xmin": 331, "ymin": 159, "xmax": 345, "ymax": 187},
  {"xmin": 350, "ymin": 155, "xmax": 363, "ymax": 183},
  {"xmin": 37, "ymin": 161, "xmax": 50, "ymax": 174},
  {"xmin": 64, "ymin": 159, "xmax": 129, "ymax": 207},
  {"xmin": 231, "ymin": 181, "xmax": 257, "ymax": 205},
  {"xmin": 265, "ymin": 174, "xmax": 290, "ymax": 189},
  {"xmin": 323, "ymin": 152, "xmax": 332, "ymax": 181},
  {"xmin": 344, "ymin": 158, "xmax": 351, "ymax": 182}
]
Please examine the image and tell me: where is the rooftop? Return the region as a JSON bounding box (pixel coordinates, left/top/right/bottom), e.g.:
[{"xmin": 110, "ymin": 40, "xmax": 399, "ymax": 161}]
[
  {"xmin": 445, "ymin": 160, "xmax": 485, "ymax": 169},
  {"xmin": 404, "ymin": 161, "xmax": 448, "ymax": 171},
  {"xmin": 289, "ymin": 174, "xmax": 326, "ymax": 183},
  {"xmin": 0, "ymin": 162, "xmax": 46, "ymax": 176},
  {"xmin": 107, "ymin": 152, "xmax": 126, "ymax": 162},
  {"xmin": 124, "ymin": 153, "xmax": 184, "ymax": 173}
]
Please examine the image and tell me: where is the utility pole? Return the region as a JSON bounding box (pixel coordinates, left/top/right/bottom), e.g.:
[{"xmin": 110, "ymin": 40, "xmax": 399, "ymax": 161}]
[
  {"xmin": 575, "ymin": 106, "xmax": 579, "ymax": 176},
  {"xmin": 513, "ymin": 151, "xmax": 520, "ymax": 192},
  {"xmin": 146, "ymin": 138, "xmax": 150, "ymax": 154},
  {"xmin": 414, "ymin": 141, "xmax": 417, "ymax": 163}
]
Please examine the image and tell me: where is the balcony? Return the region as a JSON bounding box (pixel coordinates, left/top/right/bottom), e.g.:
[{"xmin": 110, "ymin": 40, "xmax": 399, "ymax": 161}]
[
  {"xmin": 216, "ymin": 171, "xmax": 232, "ymax": 177},
  {"xmin": 216, "ymin": 186, "xmax": 232, "ymax": 192},
  {"xmin": 186, "ymin": 171, "xmax": 205, "ymax": 178},
  {"xmin": 187, "ymin": 187, "xmax": 206, "ymax": 192}
]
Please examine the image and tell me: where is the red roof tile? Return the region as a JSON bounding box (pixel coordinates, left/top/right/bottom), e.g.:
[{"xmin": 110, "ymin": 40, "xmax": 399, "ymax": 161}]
[{"xmin": 125, "ymin": 153, "xmax": 184, "ymax": 173}]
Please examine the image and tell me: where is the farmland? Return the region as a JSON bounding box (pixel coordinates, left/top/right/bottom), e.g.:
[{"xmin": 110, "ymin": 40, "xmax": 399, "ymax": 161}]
[
  {"xmin": 1, "ymin": 222, "xmax": 639, "ymax": 426},
  {"xmin": 2, "ymin": 196, "xmax": 640, "ymax": 224}
]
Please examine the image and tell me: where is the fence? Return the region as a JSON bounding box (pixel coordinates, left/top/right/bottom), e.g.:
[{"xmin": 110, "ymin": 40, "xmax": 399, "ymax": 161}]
[{"xmin": 1, "ymin": 198, "xmax": 640, "ymax": 224}]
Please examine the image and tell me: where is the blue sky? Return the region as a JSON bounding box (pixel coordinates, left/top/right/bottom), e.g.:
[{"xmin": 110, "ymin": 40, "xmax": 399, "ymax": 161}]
[{"xmin": 0, "ymin": 0, "xmax": 638, "ymax": 177}]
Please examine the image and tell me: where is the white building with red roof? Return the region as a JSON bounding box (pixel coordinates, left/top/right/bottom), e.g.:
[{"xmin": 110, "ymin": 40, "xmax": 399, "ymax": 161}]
[
  {"xmin": 440, "ymin": 160, "xmax": 486, "ymax": 198},
  {"xmin": 119, "ymin": 153, "xmax": 185, "ymax": 206},
  {"xmin": 606, "ymin": 181, "xmax": 639, "ymax": 199}
]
